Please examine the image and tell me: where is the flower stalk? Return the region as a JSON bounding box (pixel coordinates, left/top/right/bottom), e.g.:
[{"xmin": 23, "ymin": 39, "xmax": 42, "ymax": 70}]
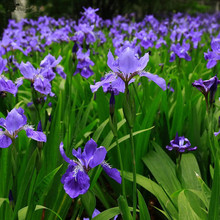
[
  {"xmin": 123, "ymin": 85, "xmax": 137, "ymax": 219},
  {"xmin": 109, "ymin": 91, "xmax": 126, "ymax": 198}
]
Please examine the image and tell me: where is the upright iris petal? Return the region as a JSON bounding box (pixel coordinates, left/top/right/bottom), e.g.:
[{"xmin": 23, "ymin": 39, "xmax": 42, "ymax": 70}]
[
  {"xmin": 88, "ymin": 147, "xmax": 107, "ymax": 168},
  {"xmin": 5, "ymin": 108, "xmax": 27, "ymax": 134},
  {"xmin": 118, "ymin": 47, "xmax": 139, "ymax": 76}
]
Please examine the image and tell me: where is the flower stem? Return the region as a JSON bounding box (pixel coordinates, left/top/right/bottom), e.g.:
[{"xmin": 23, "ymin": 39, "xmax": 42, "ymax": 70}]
[
  {"xmin": 129, "ymin": 128, "xmax": 137, "ymax": 220},
  {"xmin": 115, "ymin": 137, "xmax": 126, "ymax": 199},
  {"xmin": 132, "ymin": 83, "xmax": 143, "ymax": 114},
  {"xmin": 205, "ymin": 95, "xmax": 209, "ymax": 114}
]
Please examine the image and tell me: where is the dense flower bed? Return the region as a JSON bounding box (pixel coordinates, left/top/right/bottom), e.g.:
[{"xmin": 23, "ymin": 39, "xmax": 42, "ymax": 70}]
[{"xmin": 0, "ymin": 7, "xmax": 220, "ymax": 220}]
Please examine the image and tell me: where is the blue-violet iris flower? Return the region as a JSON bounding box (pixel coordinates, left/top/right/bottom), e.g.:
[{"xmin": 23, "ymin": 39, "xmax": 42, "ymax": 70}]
[
  {"xmin": 192, "ymin": 75, "xmax": 220, "ymax": 104},
  {"xmin": 166, "ymin": 133, "xmax": 197, "ymax": 153},
  {"xmin": 204, "ymin": 39, "xmax": 220, "ymax": 69},
  {"xmin": 0, "ymin": 107, "xmax": 46, "ymax": 148},
  {"xmin": 90, "ymin": 47, "xmax": 166, "ymax": 93},
  {"xmin": 60, "ymin": 139, "xmax": 121, "ymax": 199}
]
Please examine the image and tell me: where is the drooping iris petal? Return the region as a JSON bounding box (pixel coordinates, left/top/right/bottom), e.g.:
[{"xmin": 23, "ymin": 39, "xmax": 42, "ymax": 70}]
[
  {"xmin": 0, "ymin": 76, "xmax": 18, "ymax": 96},
  {"xmin": 62, "ymin": 167, "xmax": 90, "ymax": 199},
  {"xmin": 140, "ymin": 71, "xmax": 166, "ymax": 90},
  {"xmin": 101, "ymin": 162, "xmax": 122, "ymax": 184},
  {"xmin": 110, "ymin": 76, "xmax": 126, "ymax": 93},
  {"xmin": 207, "ymin": 60, "xmax": 217, "ymax": 69},
  {"xmin": 90, "ymin": 73, "xmax": 117, "ymax": 93},
  {"xmin": 89, "ymin": 147, "xmax": 107, "ymax": 168},
  {"xmin": 5, "ymin": 108, "xmax": 27, "ymax": 133},
  {"xmin": 0, "ymin": 133, "xmax": 12, "ymax": 148},
  {"xmin": 25, "ymin": 128, "xmax": 47, "ymax": 142}
]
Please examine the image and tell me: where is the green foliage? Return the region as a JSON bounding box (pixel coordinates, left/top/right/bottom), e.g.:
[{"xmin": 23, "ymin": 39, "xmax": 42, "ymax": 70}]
[{"xmin": 1, "ymin": 4, "xmax": 220, "ymax": 219}]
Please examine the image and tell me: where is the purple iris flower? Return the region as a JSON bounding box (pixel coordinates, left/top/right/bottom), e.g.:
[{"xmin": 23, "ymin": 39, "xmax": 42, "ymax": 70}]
[
  {"xmin": 166, "ymin": 133, "xmax": 197, "ymax": 153},
  {"xmin": 0, "ymin": 76, "xmax": 18, "ymax": 96},
  {"xmin": 169, "ymin": 42, "xmax": 191, "ymax": 62},
  {"xmin": 40, "ymin": 54, "xmax": 62, "ymax": 69},
  {"xmin": 40, "ymin": 54, "xmax": 66, "ymax": 79},
  {"xmin": 74, "ymin": 48, "xmax": 94, "ymax": 79},
  {"xmin": 0, "ymin": 57, "xmax": 8, "ymax": 74},
  {"xmin": 18, "ymin": 61, "xmax": 52, "ymax": 95},
  {"xmin": 0, "ymin": 107, "xmax": 46, "ymax": 148},
  {"xmin": 71, "ymin": 24, "xmax": 96, "ymax": 45},
  {"xmin": 60, "ymin": 139, "xmax": 121, "ymax": 199},
  {"xmin": 90, "ymin": 47, "xmax": 166, "ymax": 93},
  {"xmin": 18, "ymin": 54, "xmax": 64, "ymax": 95},
  {"xmin": 192, "ymin": 75, "xmax": 220, "ymax": 104},
  {"xmin": 0, "ymin": 57, "xmax": 17, "ymax": 96},
  {"xmin": 80, "ymin": 7, "xmax": 100, "ymax": 24},
  {"xmin": 204, "ymin": 39, "xmax": 220, "ymax": 69}
]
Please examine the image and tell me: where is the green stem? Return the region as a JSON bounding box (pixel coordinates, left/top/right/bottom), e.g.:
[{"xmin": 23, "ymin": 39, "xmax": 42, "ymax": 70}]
[
  {"xmin": 207, "ymin": 108, "xmax": 216, "ymax": 162},
  {"xmin": 129, "ymin": 128, "xmax": 136, "ymax": 220},
  {"xmin": 116, "ymin": 137, "xmax": 126, "ymax": 199},
  {"xmin": 205, "ymin": 95, "xmax": 209, "ymax": 115},
  {"xmin": 132, "ymin": 83, "xmax": 143, "ymax": 114}
]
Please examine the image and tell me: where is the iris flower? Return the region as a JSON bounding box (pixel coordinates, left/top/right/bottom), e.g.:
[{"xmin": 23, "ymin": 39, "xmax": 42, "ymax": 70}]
[
  {"xmin": 192, "ymin": 75, "xmax": 220, "ymax": 105},
  {"xmin": 90, "ymin": 47, "xmax": 166, "ymax": 93},
  {"xmin": 60, "ymin": 139, "xmax": 121, "ymax": 199},
  {"xmin": 166, "ymin": 133, "xmax": 197, "ymax": 153},
  {"xmin": 204, "ymin": 39, "xmax": 220, "ymax": 69},
  {"xmin": 0, "ymin": 107, "xmax": 46, "ymax": 148}
]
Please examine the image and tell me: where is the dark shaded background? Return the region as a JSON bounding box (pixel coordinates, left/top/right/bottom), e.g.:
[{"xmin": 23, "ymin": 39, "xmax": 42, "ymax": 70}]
[{"xmin": 0, "ymin": 0, "xmax": 218, "ymax": 36}]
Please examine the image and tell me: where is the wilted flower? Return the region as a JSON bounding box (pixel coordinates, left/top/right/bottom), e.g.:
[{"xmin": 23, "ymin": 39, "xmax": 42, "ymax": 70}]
[
  {"xmin": 166, "ymin": 133, "xmax": 197, "ymax": 153},
  {"xmin": 0, "ymin": 107, "xmax": 46, "ymax": 148},
  {"xmin": 60, "ymin": 139, "xmax": 121, "ymax": 199},
  {"xmin": 192, "ymin": 75, "xmax": 220, "ymax": 105}
]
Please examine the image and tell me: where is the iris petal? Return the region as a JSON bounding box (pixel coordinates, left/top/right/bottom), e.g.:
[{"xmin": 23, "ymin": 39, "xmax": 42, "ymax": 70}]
[
  {"xmin": 89, "ymin": 147, "xmax": 107, "ymax": 168},
  {"xmin": 140, "ymin": 71, "xmax": 166, "ymax": 90}
]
